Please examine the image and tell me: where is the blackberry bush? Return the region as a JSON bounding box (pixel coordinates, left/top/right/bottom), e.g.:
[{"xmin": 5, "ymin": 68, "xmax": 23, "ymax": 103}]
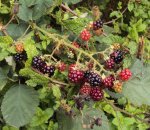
[{"xmin": 0, "ymin": 0, "xmax": 149, "ymax": 130}]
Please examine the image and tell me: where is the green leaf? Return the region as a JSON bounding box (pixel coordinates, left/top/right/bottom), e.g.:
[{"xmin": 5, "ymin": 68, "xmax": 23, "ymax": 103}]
[
  {"xmin": 128, "ymin": 2, "xmax": 134, "ymax": 12},
  {"xmin": 17, "ymin": 0, "xmax": 53, "ymax": 22},
  {"xmin": 24, "ymin": 39, "xmax": 38, "ymax": 67},
  {"xmin": 57, "ymin": 108, "xmax": 110, "ymax": 130},
  {"xmin": 0, "ymin": 50, "xmax": 9, "ymax": 61},
  {"xmin": 1, "ymin": 84, "xmax": 39, "ymax": 128},
  {"xmin": 2, "ymin": 126, "xmax": 19, "ymax": 130},
  {"xmin": 127, "ymin": 41, "xmax": 138, "ymax": 55},
  {"xmin": 0, "ymin": 67, "xmax": 9, "ymax": 91},
  {"xmin": 52, "ymin": 85, "xmax": 61, "ymax": 99},
  {"xmin": 30, "ymin": 107, "xmax": 54, "ymax": 127},
  {"xmin": 63, "ymin": 0, "xmax": 81, "ymax": 4},
  {"xmin": 20, "ymin": 68, "xmax": 49, "ymax": 87},
  {"xmin": 110, "ymin": 11, "xmax": 122, "ymax": 18},
  {"xmin": 0, "ymin": 36, "xmax": 13, "ymax": 49},
  {"xmin": 128, "ymin": 26, "xmax": 139, "ymax": 42},
  {"xmin": 63, "ymin": 18, "xmax": 90, "ymax": 34},
  {"xmin": 6, "ymin": 23, "xmax": 29, "ymax": 39},
  {"xmin": 123, "ymin": 59, "xmax": 150, "ymax": 106}
]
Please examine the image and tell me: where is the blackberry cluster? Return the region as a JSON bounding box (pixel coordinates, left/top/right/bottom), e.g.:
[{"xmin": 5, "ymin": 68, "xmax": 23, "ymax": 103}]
[
  {"xmin": 32, "ymin": 56, "xmax": 55, "ymax": 77},
  {"xmin": 14, "ymin": 51, "xmax": 27, "ymax": 62},
  {"xmin": 93, "ymin": 19, "xmax": 103, "ymax": 30}
]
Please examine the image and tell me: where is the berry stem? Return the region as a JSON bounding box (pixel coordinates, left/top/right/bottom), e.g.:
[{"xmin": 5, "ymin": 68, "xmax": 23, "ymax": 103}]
[
  {"xmin": 31, "ymin": 67, "xmax": 69, "ymax": 86},
  {"xmin": 32, "ymin": 23, "xmax": 108, "ymax": 74},
  {"xmin": 76, "ymin": 51, "xmax": 82, "ymax": 65}
]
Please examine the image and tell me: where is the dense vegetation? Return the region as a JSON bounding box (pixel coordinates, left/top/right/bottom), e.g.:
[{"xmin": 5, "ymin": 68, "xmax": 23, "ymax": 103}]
[{"xmin": 0, "ymin": 0, "xmax": 150, "ymax": 130}]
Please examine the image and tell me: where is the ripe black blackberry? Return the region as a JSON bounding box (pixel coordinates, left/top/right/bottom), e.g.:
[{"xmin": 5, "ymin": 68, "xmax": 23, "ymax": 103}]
[
  {"xmin": 32, "ymin": 56, "xmax": 46, "ymax": 71},
  {"xmin": 93, "ymin": 19, "xmax": 103, "ymax": 30},
  {"xmin": 110, "ymin": 50, "xmax": 124, "ymax": 64},
  {"xmin": 87, "ymin": 72, "xmax": 102, "ymax": 87},
  {"xmin": 14, "ymin": 52, "xmax": 27, "ymax": 62},
  {"xmin": 43, "ymin": 65, "xmax": 55, "ymax": 77}
]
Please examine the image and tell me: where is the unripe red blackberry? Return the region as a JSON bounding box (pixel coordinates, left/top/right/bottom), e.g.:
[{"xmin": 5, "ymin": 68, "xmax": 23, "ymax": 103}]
[
  {"xmin": 68, "ymin": 69, "xmax": 84, "ymax": 83},
  {"xmin": 58, "ymin": 62, "xmax": 66, "ymax": 72},
  {"xmin": 105, "ymin": 58, "xmax": 115, "ymax": 69},
  {"xmin": 80, "ymin": 29, "xmax": 91, "ymax": 41},
  {"xmin": 103, "ymin": 75, "xmax": 115, "ymax": 88},
  {"xmin": 119, "ymin": 68, "xmax": 132, "ymax": 81},
  {"xmin": 79, "ymin": 84, "xmax": 91, "ymax": 95},
  {"xmin": 68, "ymin": 64, "xmax": 76, "ymax": 72},
  {"xmin": 68, "ymin": 64, "xmax": 84, "ymax": 83},
  {"xmin": 90, "ymin": 87, "xmax": 104, "ymax": 101},
  {"xmin": 110, "ymin": 50, "xmax": 124, "ymax": 64},
  {"xmin": 93, "ymin": 19, "xmax": 103, "ymax": 30}
]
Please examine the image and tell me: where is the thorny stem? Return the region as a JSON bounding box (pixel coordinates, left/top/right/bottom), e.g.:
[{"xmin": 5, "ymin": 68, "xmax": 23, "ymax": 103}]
[
  {"xmin": 50, "ymin": 42, "xmax": 61, "ymax": 61},
  {"xmin": 103, "ymin": 97, "xmax": 150, "ymax": 125},
  {"xmin": 44, "ymin": 54, "xmax": 57, "ymax": 62},
  {"xmin": 32, "ymin": 24, "xmax": 108, "ymax": 74}
]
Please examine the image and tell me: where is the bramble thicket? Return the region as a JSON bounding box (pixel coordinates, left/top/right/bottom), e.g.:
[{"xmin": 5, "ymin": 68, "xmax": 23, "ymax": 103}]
[{"xmin": 0, "ymin": 0, "xmax": 150, "ymax": 130}]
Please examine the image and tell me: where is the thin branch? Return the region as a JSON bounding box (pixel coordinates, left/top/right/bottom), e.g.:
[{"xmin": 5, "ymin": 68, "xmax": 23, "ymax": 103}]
[
  {"xmin": 104, "ymin": 7, "xmax": 128, "ymax": 25},
  {"xmin": 61, "ymin": 4, "xmax": 79, "ymax": 17},
  {"xmin": 20, "ymin": 25, "xmax": 31, "ymax": 38},
  {"xmin": 103, "ymin": 97, "xmax": 150, "ymax": 125},
  {"xmin": 1, "ymin": 14, "xmax": 16, "ymax": 36},
  {"xmin": 31, "ymin": 67, "xmax": 68, "ymax": 86},
  {"xmin": 2, "ymin": 14, "xmax": 15, "ymax": 29}
]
